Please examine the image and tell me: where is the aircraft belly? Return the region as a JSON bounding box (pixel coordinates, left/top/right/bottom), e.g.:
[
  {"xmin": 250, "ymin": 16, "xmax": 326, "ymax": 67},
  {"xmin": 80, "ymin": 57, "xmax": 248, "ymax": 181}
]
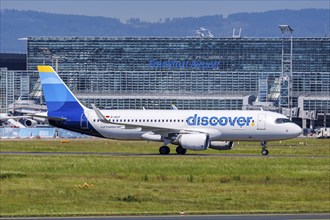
[
  {"xmin": 220, "ymin": 127, "xmax": 264, "ymax": 141},
  {"xmin": 97, "ymin": 126, "xmax": 146, "ymax": 140}
]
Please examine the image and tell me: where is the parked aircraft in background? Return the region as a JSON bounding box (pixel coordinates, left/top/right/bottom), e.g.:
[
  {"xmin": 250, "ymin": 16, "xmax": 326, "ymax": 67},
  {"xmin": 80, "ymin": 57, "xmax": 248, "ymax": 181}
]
[
  {"xmin": 0, "ymin": 113, "xmax": 27, "ymax": 128},
  {"xmin": 37, "ymin": 65, "xmax": 302, "ymax": 155},
  {"xmin": 0, "ymin": 112, "xmax": 47, "ymax": 128},
  {"xmin": 0, "ymin": 100, "xmax": 47, "ymax": 128}
]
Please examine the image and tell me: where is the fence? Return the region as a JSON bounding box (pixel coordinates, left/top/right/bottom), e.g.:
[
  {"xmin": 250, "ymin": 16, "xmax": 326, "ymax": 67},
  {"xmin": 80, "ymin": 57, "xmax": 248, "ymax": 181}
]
[{"xmin": 0, "ymin": 128, "xmax": 91, "ymax": 139}]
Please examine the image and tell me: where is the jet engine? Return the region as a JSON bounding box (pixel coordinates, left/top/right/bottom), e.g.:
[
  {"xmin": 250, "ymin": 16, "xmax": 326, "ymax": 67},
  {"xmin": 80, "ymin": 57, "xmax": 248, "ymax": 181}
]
[
  {"xmin": 24, "ymin": 119, "xmax": 38, "ymax": 128},
  {"xmin": 179, "ymin": 133, "xmax": 210, "ymax": 150},
  {"xmin": 210, "ymin": 141, "xmax": 234, "ymax": 150}
]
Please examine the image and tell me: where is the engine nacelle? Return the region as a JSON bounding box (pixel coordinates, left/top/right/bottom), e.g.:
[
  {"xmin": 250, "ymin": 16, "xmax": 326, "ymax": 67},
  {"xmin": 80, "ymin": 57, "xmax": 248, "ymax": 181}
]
[
  {"xmin": 24, "ymin": 119, "xmax": 37, "ymax": 128},
  {"xmin": 179, "ymin": 133, "xmax": 210, "ymax": 151},
  {"xmin": 210, "ymin": 141, "xmax": 234, "ymax": 150}
]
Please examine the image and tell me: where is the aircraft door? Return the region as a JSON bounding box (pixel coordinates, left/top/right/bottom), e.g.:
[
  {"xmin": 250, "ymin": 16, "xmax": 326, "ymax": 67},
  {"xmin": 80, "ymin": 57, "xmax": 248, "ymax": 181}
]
[
  {"xmin": 257, "ymin": 113, "xmax": 266, "ymax": 130},
  {"xmin": 80, "ymin": 113, "xmax": 89, "ymax": 129}
]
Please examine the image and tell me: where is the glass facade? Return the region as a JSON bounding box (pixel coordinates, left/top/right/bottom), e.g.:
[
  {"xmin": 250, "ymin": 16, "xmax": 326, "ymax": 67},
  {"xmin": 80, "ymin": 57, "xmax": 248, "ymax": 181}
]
[
  {"xmin": 0, "ymin": 68, "xmax": 29, "ymax": 112},
  {"xmin": 78, "ymin": 95, "xmax": 243, "ymax": 110},
  {"xmin": 25, "ymin": 37, "xmax": 329, "ymax": 112},
  {"xmin": 302, "ymin": 99, "xmax": 330, "ymax": 115}
]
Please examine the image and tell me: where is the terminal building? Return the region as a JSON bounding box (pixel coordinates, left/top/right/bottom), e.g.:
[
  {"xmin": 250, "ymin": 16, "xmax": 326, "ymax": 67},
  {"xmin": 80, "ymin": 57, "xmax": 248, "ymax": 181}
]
[{"xmin": 1, "ymin": 35, "xmax": 329, "ymax": 128}]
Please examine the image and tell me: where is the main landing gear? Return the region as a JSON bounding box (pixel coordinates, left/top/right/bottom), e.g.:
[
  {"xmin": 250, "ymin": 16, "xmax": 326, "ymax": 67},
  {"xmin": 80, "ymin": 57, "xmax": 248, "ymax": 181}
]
[
  {"xmin": 159, "ymin": 146, "xmax": 170, "ymax": 155},
  {"xmin": 176, "ymin": 145, "xmax": 187, "ymax": 155},
  {"xmin": 159, "ymin": 138, "xmax": 171, "ymax": 155},
  {"xmin": 159, "ymin": 138, "xmax": 187, "ymax": 155},
  {"xmin": 261, "ymin": 141, "xmax": 269, "ymax": 156},
  {"xmin": 159, "ymin": 145, "xmax": 187, "ymax": 155}
]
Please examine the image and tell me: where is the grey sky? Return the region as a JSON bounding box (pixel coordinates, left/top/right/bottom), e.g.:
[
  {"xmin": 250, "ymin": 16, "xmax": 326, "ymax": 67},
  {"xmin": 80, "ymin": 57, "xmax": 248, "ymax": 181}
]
[{"xmin": 1, "ymin": 0, "xmax": 329, "ymax": 22}]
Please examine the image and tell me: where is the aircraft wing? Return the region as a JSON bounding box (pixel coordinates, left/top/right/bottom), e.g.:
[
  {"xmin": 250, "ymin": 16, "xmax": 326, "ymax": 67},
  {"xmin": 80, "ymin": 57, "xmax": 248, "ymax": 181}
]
[
  {"xmin": 91, "ymin": 105, "xmax": 222, "ymax": 138},
  {"xmin": 0, "ymin": 115, "xmax": 29, "ymax": 120},
  {"xmin": 26, "ymin": 112, "xmax": 66, "ymax": 122},
  {"xmin": 0, "ymin": 113, "xmax": 65, "ymax": 122}
]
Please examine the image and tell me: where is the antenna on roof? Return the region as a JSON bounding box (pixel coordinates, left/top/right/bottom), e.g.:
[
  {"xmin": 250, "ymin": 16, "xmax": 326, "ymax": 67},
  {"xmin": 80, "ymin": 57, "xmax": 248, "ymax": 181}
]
[{"xmin": 233, "ymin": 28, "xmax": 242, "ymax": 38}]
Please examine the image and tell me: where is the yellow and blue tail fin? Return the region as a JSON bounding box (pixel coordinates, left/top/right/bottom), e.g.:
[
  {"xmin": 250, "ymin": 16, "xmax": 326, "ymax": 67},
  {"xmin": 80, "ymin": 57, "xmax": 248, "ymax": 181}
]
[
  {"xmin": 37, "ymin": 66, "xmax": 85, "ymax": 114},
  {"xmin": 38, "ymin": 65, "xmax": 102, "ymax": 137}
]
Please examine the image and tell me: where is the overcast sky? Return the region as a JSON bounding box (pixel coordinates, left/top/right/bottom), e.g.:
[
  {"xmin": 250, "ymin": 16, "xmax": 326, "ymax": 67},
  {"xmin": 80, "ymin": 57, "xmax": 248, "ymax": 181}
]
[{"xmin": 1, "ymin": 0, "xmax": 329, "ymax": 22}]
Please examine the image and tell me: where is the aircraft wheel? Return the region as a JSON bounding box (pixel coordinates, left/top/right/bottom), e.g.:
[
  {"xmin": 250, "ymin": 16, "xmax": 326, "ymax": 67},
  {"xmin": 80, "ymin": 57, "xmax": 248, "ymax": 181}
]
[
  {"xmin": 261, "ymin": 149, "xmax": 269, "ymax": 156},
  {"xmin": 159, "ymin": 146, "xmax": 170, "ymax": 155},
  {"xmin": 176, "ymin": 145, "xmax": 187, "ymax": 155}
]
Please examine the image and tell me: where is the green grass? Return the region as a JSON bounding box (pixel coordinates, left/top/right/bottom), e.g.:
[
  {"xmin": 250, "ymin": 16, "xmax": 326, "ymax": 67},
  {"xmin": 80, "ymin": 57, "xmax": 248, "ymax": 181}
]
[
  {"xmin": 0, "ymin": 138, "xmax": 329, "ymax": 155},
  {"xmin": 0, "ymin": 138, "xmax": 329, "ymax": 216}
]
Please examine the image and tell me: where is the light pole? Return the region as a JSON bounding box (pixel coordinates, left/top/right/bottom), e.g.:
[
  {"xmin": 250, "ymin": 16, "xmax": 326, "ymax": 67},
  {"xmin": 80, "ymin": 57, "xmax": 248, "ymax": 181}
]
[{"xmin": 278, "ymin": 25, "xmax": 294, "ymax": 118}]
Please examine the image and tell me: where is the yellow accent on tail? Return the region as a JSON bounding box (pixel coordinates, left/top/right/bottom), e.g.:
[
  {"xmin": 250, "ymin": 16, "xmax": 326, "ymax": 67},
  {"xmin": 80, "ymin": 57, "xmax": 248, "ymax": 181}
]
[{"xmin": 37, "ymin": 66, "xmax": 54, "ymax": 73}]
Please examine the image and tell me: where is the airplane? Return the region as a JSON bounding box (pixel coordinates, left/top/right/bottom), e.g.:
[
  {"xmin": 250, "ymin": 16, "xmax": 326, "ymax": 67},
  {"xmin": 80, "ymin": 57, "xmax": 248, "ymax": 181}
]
[
  {"xmin": 0, "ymin": 99, "xmax": 48, "ymax": 128},
  {"xmin": 37, "ymin": 65, "xmax": 302, "ymax": 155},
  {"xmin": 0, "ymin": 112, "xmax": 47, "ymax": 128},
  {"xmin": 0, "ymin": 113, "xmax": 27, "ymax": 128}
]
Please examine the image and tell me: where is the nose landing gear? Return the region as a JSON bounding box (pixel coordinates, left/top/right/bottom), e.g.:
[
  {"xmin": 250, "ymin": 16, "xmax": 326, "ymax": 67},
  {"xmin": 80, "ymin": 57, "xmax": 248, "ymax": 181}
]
[{"xmin": 261, "ymin": 141, "xmax": 269, "ymax": 155}]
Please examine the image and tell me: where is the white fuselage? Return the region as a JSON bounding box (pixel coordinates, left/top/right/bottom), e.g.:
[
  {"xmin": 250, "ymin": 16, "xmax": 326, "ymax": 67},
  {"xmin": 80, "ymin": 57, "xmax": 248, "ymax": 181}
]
[{"xmin": 84, "ymin": 109, "xmax": 302, "ymax": 142}]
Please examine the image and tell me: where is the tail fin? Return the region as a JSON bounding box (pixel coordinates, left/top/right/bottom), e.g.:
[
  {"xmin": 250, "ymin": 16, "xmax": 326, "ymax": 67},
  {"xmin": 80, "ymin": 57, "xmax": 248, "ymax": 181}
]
[
  {"xmin": 37, "ymin": 66, "xmax": 85, "ymax": 115},
  {"xmin": 37, "ymin": 66, "xmax": 103, "ymax": 137}
]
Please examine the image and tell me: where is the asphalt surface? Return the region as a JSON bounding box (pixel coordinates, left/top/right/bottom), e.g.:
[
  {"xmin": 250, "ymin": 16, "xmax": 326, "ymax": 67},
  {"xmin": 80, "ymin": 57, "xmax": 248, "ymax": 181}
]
[{"xmin": 1, "ymin": 214, "xmax": 330, "ymax": 220}]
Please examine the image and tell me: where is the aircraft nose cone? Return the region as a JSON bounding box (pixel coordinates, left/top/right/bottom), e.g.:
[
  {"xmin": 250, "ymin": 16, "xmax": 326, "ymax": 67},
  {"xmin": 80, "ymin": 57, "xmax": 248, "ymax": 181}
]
[{"xmin": 292, "ymin": 124, "xmax": 302, "ymax": 137}]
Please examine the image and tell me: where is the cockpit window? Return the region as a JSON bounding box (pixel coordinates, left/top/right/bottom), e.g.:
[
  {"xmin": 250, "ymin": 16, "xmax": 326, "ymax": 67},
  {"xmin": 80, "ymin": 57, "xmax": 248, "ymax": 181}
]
[{"xmin": 275, "ymin": 118, "xmax": 292, "ymax": 124}]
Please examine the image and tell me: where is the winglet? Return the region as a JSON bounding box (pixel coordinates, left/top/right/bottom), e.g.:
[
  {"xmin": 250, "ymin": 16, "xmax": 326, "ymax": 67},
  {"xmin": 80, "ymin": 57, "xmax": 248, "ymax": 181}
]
[
  {"xmin": 171, "ymin": 104, "xmax": 178, "ymax": 110},
  {"xmin": 91, "ymin": 104, "xmax": 110, "ymax": 123}
]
